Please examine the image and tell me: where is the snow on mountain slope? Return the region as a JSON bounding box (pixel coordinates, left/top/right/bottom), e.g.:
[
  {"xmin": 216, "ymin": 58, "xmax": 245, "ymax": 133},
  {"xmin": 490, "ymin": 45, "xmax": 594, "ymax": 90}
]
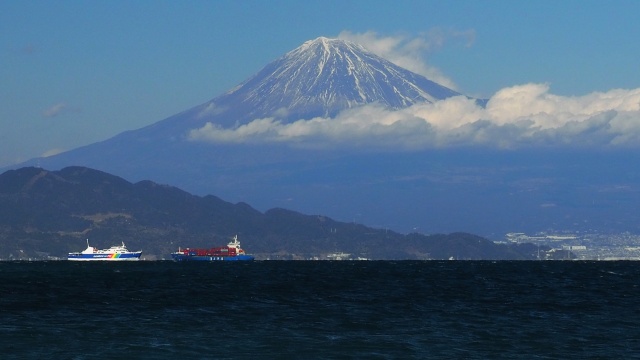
[
  {"xmin": 223, "ymin": 37, "xmax": 461, "ymax": 118},
  {"xmin": 146, "ymin": 37, "xmax": 464, "ymax": 134}
]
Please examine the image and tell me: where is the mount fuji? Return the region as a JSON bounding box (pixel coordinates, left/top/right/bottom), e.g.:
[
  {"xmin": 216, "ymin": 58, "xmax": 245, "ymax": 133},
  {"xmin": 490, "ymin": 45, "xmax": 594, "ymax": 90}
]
[
  {"xmin": 111, "ymin": 37, "xmax": 466, "ymax": 138},
  {"xmin": 7, "ymin": 37, "xmax": 640, "ymax": 237}
]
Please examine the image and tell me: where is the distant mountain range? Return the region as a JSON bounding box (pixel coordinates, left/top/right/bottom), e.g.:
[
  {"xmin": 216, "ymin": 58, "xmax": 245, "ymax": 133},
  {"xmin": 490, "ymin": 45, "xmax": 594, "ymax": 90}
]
[
  {"xmin": 0, "ymin": 166, "xmax": 554, "ymax": 260},
  {"xmin": 4, "ymin": 37, "xmax": 640, "ymax": 237}
]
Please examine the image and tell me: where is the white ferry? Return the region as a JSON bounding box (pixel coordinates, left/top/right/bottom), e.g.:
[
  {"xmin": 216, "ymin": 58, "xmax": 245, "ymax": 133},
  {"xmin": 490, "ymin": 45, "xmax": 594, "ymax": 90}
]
[{"xmin": 68, "ymin": 240, "xmax": 142, "ymax": 261}]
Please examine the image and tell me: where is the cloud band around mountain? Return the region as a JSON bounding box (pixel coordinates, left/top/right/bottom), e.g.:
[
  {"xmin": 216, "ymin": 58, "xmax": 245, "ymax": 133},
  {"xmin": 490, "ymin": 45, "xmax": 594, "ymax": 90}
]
[{"xmin": 188, "ymin": 83, "xmax": 640, "ymax": 149}]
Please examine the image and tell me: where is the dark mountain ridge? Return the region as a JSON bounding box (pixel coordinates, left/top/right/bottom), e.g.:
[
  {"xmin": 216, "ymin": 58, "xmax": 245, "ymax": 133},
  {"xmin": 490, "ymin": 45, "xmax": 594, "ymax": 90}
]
[{"xmin": 0, "ymin": 166, "xmax": 545, "ymax": 260}]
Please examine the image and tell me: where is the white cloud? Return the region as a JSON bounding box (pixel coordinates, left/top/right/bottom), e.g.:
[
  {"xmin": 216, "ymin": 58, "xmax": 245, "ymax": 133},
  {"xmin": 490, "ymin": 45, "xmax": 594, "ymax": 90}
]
[
  {"xmin": 42, "ymin": 148, "xmax": 65, "ymax": 157},
  {"xmin": 196, "ymin": 101, "xmax": 227, "ymax": 118},
  {"xmin": 42, "ymin": 103, "xmax": 68, "ymax": 118},
  {"xmin": 337, "ymin": 30, "xmax": 474, "ymax": 90},
  {"xmin": 188, "ymin": 84, "xmax": 640, "ymax": 150}
]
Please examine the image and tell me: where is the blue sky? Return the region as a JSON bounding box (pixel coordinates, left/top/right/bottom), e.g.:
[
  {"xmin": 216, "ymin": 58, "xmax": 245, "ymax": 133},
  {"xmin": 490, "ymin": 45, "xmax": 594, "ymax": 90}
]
[{"xmin": 2, "ymin": 0, "xmax": 640, "ymax": 167}]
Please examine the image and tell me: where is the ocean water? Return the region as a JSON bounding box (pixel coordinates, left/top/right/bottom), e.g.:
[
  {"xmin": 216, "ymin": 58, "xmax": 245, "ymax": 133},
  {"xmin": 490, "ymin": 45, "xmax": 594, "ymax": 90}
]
[{"xmin": 1, "ymin": 261, "xmax": 639, "ymax": 359}]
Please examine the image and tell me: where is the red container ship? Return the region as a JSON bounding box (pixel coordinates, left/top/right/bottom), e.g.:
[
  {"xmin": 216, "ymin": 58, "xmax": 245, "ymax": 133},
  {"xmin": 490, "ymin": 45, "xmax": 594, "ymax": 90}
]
[{"xmin": 170, "ymin": 235, "xmax": 255, "ymax": 261}]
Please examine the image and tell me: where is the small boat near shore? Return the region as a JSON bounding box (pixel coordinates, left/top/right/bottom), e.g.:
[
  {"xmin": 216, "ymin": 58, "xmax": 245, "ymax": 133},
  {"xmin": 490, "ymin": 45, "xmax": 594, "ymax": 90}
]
[
  {"xmin": 68, "ymin": 240, "xmax": 142, "ymax": 261},
  {"xmin": 171, "ymin": 235, "xmax": 255, "ymax": 261}
]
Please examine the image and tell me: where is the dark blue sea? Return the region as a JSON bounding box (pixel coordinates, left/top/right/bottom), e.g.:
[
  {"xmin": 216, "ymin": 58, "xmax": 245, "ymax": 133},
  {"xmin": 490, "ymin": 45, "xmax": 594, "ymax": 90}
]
[{"xmin": 1, "ymin": 261, "xmax": 639, "ymax": 359}]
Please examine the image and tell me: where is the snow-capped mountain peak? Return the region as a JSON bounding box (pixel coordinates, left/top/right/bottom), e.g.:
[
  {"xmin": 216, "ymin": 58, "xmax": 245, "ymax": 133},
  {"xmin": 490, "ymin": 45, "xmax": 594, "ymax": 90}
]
[{"xmin": 205, "ymin": 37, "xmax": 462, "ymax": 126}]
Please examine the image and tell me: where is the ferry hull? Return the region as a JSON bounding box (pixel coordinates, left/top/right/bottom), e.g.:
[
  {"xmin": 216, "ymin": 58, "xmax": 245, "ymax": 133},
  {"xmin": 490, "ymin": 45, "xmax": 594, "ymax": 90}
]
[
  {"xmin": 171, "ymin": 253, "xmax": 254, "ymax": 262},
  {"xmin": 68, "ymin": 252, "xmax": 142, "ymax": 261}
]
